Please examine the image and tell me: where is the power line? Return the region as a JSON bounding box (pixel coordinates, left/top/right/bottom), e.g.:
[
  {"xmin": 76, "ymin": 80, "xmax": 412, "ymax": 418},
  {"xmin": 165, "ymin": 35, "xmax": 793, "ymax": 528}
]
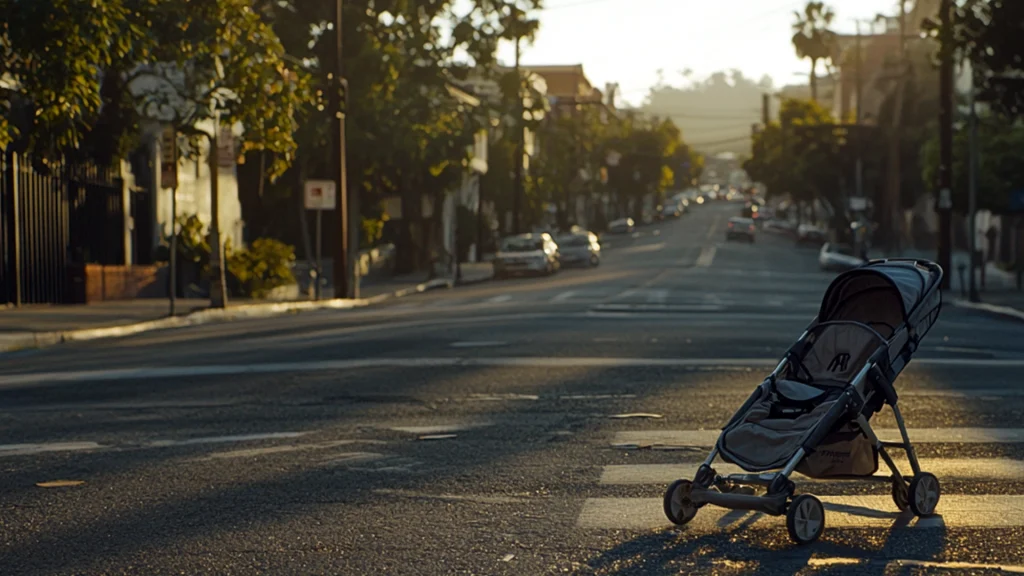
[{"xmin": 688, "ymin": 135, "xmax": 752, "ymax": 148}]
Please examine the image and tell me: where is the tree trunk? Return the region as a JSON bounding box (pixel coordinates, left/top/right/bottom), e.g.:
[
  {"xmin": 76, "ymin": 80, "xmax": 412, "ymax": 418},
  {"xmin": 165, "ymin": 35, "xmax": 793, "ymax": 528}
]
[{"xmin": 810, "ymin": 59, "xmax": 819, "ymax": 103}]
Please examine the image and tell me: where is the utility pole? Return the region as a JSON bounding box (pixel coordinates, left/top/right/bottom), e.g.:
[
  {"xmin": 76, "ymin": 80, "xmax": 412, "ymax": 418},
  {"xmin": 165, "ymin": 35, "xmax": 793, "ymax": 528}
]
[
  {"xmin": 855, "ymin": 21, "xmax": 864, "ymax": 201},
  {"xmin": 886, "ymin": 0, "xmax": 908, "ymax": 255},
  {"xmin": 967, "ymin": 75, "xmax": 980, "ymax": 302},
  {"xmin": 208, "ymin": 117, "xmax": 228, "ymax": 309},
  {"xmin": 937, "ymin": 0, "xmax": 954, "ymax": 289},
  {"xmin": 332, "ymin": 0, "xmax": 352, "ymax": 299},
  {"xmin": 3, "ymin": 151, "xmax": 21, "ymax": 306},
  {"xmin": 512, "ymin": 27, "xmax": 524, "ymax": 235}
]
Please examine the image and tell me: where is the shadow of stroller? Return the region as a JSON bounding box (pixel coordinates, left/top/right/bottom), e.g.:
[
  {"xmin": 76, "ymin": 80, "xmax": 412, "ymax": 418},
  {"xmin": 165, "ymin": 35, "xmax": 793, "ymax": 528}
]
[{"xmin": 581, "ymin": 510, "xmax": 949, "ymax": 576}]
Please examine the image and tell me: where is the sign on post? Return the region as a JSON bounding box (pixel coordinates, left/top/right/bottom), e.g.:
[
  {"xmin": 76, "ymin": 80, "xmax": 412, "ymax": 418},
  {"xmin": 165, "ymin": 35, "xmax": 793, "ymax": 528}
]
[
  {"xmin": 160, "ymin": 127, "xmax": 178, "ymax": 189},
  {"xmin": 217, "ymin": 127, "xmax": 235, "ymax": 168},
  {"xmin": 1010, "ymin": 189, "xmax": 1024, "ymax": 214},
  {"xmin": 304, "ymin": 180, "xmax": 337, "ymax": 211},
  {"xmin": 304, "ymin": 179, "xmax": 336, "ymax": 301}
]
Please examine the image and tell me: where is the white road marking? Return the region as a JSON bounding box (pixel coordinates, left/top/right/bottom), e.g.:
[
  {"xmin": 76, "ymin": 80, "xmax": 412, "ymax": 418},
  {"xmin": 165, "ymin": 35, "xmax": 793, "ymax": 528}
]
[
  {"xmin": 695, "ymin": 245, "xmax": 717, "ymax": 268},
  {"xmin": 600, "ymin": 458, "xmax": 1024, "ymax": 485},
  {"xmin": 4, "ymin": 357, "xmax": 1023, "ymax": 385},
  {"xmin": 551, "ymin": 291, "xmax": 578, "ymax": 303},
  {"xmin": 147, "ymin": 432, "xmax": 307, "ymax": 448},
  {"xmin": 389, "ymin": 423, "xmax": 490, "ymax": 435},
  {"xmin": 0, "ymin": 442, "xmax": 105, "ymax": 457},
  {"xmin": 374, "ymin": 489, "xmax": 530, "ymax": 505},
  {"xmin": 450, "ymin": 341, "xmax": 507, "ymax": 348},
  {"xmin": 201, "ymin": 441, "xmax": 379, "ymax": 460},
  {"xmin": 592, "ymin": 304, "xmax": 727, "ymax": 313},
  {"xmin": 809, "ymin": 558, "xmax": 1024, "ymax": 574},
  {"xmin": 485, "ymin": 294, "xmax": 513, "ymax": 304},
  {"xmin": 612, "ymin": 428, "xmax": 1024, "ymax": 447},
  {"xmin": 646, "ymin": 289, "xmax": 669, "ymax": 304},
  {"xmin": 577, "ymin": 495, "xmax": 1024, "ymax": 530}
]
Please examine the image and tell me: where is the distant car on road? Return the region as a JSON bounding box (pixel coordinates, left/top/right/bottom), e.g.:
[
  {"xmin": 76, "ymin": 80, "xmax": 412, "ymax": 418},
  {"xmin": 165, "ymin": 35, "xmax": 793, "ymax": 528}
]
[
  {"xmin": 493, "ymin": 233, "xmax": 560, "ymax": 278},
  {"xmin": 658, "ymin": 204, "xmax": 681, "ymax": 220},
  {"xmin": 607, "ymin": 218, "xmax": 635, "ymax": 234},
  {"xmin": 556, "ymin": 231, "xmax": 601, "ymax": 267},
  {"xmin": 819, "ymin": 243, "xmax": 865, "ymax": 272},
  {"xmin": 725, "ymin": 217, "xmax": 757, "ymax": 243}
]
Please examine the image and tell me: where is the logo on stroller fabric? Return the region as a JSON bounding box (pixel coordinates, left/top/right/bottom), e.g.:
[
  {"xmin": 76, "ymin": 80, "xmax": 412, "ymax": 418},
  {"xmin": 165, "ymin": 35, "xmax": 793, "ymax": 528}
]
[{"xmin": 827, "ymin": 353, "xmax": 851, "ymax": 372}]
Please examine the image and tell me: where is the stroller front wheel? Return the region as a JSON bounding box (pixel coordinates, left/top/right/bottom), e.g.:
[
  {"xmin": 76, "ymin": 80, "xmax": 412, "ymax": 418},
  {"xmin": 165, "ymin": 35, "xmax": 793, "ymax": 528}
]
[
  {"xmin": 663, "ymin": 479, "xmax": 699, "ymax": 526},
  {"xmin": 909, "ymin": 472, "xmax": 941, "ymax": 516},
  {"xmin": 786, "ymin": 494, "xmax": 825, "ymax": 545}
]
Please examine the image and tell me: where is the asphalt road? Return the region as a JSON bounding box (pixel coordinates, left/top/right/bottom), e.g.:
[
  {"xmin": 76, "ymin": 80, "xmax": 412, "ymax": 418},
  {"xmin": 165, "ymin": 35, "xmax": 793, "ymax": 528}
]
[{"xmin": 2, "ymin": 202, "xmax": 1024, "ymax": 575}]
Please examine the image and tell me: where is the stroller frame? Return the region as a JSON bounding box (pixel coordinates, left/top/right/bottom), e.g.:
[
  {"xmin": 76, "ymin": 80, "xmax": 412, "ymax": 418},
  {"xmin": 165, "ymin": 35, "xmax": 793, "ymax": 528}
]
[{"xmin": 664, "ymin": 259, "xmax": 944, "ymax": 544}]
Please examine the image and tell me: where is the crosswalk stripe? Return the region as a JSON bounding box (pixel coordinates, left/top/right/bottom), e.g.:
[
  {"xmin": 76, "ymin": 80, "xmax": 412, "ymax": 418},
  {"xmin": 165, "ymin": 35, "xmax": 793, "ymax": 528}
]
[
  {"xmin": 577, "ymin": 495, "xmax": 1024, "ymax": 530},
  {"xmin": 646, "ymin": 289, "xmax": 669, "ymax": 304},
  {"xmin": 613, "ymin": 428, "xmax": 1024, "ymax": 447},
  {"xmin": 600, "ymin": 458, "xmax": 1024, "ymax": 485},
  {"xmin": 485, "ymin": 294, "xmax": 513, "ymax": 304},
  {"xmin": 551, "ymin": 290, "xmax": 578, "ymax": 303},
  {"xmin": 696, "ymin": 245, "xmax": 717, "ymax": 267}
]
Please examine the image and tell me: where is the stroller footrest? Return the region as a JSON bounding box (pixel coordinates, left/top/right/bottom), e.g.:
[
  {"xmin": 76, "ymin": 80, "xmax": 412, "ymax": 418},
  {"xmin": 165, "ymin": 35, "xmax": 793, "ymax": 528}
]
[{"xmin": 690, "ymin": 488, "xmax": 788, "ymax": 516}]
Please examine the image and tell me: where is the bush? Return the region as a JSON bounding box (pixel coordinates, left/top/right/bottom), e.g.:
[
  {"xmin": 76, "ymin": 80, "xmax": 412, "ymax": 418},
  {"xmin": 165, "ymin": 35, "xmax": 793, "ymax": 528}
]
[{"xmin": 227, "ymin": 238, "xmax": 297, "ymax": 299}]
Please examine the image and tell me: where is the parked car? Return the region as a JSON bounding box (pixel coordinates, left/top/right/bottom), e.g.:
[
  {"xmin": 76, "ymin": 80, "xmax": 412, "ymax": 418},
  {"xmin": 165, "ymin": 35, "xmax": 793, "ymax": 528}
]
[
  {"xmin": 492, "ymin": 233, "xmax": 560, "ymax": 278},
  {"xmin": 607, "ymin": 218, "xmax": 635, "ymax": 234},
  {"xmin": 659, "ymin": 203, "xmax": 682, "ymax": 220},
  {"xmin": 797, "ymin": 224, "xmax": 828, "ymax": 246},
  {"xmin": 555, "ymin": 231, "xmax": 601, "ymax": 267},
  {"xmin": 819, "ymin": 242, "xmax": 865, "ymax": 272},
  {"xmin": 725, "ymin": 217, "xmax": 757, "ymax": 243}
]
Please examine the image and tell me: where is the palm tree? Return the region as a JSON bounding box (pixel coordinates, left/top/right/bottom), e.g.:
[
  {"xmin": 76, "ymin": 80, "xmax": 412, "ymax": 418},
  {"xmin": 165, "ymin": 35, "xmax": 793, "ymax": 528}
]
[{"xmin": 792, "ymin": 1, "xmax": 838, "ymax": 103}]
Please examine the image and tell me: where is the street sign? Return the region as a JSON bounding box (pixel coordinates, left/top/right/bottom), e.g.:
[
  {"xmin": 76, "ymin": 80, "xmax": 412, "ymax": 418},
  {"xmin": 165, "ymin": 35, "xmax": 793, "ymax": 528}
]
[
  {"xmin": 849, "ymin": 197, "xmax": 868, "ymax": 211},
  {"xmin": 160, "ymin": 127, "xmax": 177, "ymax": 189},
  {"xmin": 304, "ymin": 180, "xmax": 337, "ymax": 211},
  {"xmin": 1011, "ymin": 189, "xmax": 1024, "ymax": 213},
  {"xmin": 938, "ymin": 188, "xmax": 953, "ymax": 210}
]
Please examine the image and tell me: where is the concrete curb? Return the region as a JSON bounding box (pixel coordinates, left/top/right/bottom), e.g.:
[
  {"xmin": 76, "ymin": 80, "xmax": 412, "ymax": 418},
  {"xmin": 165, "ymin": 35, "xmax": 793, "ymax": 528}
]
[
  {"xmin": 951, "ymin": 299, "xmax": 1024, "ymax": 324},
  {"xmin": 0, "ymin": 276, "xmax": 481, "ymax": 354}
]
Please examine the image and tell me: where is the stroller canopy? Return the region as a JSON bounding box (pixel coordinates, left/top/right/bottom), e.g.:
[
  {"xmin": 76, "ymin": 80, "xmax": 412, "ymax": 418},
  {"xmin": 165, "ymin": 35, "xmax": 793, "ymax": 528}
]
[{"xmin": 818, "ymin": 261, "xmax": 942, "ymax": 337}]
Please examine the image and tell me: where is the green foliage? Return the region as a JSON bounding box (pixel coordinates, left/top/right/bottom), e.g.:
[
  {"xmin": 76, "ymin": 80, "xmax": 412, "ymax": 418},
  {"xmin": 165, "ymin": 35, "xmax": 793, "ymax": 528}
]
[
  {"xmin": 2, "ymin": 0, "xmax": 313, "ymax": 178},
  {"xmin": 743, "ymin": 98, "xmax": 841, "ymax": 206},
  {"xmin": 227, "ymin": 238, "xmax": 297, "ymax": 299},
  {"xmin": 946, "ymin": 0, "xmax": 1024, "ymax": 119},
  {"xmin": 921, "ymin": 113, "xmax": 1024, "ymax": 214}
]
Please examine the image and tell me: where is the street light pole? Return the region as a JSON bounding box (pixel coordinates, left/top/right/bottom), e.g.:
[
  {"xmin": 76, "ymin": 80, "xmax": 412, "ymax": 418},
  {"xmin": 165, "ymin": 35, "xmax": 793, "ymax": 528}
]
[
  {"xmin": 332, "ymin": 0, "xmax": 352, "ymax": 299},
  {"xmin": 512, "ymin": 30, "xmax": 524, "ymax": 235}
]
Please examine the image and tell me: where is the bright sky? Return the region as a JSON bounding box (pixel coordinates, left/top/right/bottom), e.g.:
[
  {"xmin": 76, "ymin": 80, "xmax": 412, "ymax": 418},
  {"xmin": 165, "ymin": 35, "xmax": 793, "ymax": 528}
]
[{"xmin": 494, "ymin": 0, "xmax": 902, "ymax": 107}]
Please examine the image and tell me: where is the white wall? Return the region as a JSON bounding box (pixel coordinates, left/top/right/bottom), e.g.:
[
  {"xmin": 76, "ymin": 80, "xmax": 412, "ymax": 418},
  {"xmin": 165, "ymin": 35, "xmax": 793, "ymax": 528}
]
[{"xmin": 152, "ymin": 119, "xmax": 244, "ymax": 250}]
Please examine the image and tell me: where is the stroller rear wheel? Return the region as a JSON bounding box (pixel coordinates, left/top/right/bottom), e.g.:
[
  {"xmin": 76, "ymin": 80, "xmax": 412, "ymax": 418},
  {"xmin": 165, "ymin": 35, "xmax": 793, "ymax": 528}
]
[
  {"xmin": 892, "ymin": 478, "xmax": 910, "ymax": 512},
  {"xmin": 663, "ymin": 479, "xmax": 699, "ymax": 526},
  {"xmin": 786, "ymin": 494, "xmax": 825, "ymax": 545},
  {"xmin": 909, "ymin": 472, "xmax": 941, "ymax": 516}
]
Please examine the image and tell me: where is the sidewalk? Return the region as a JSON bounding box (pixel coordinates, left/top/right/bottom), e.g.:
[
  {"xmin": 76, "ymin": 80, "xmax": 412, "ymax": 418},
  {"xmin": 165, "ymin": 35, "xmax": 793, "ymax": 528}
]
[{"xmin": 0, "ymin": 262, "xmax": 493, "ymax": 353}]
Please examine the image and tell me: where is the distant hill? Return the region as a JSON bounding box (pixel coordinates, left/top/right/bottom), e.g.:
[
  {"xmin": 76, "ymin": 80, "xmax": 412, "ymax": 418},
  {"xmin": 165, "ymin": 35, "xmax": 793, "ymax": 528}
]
[{"xmin": 639, "ymin": 70, "xmax": 780, "ymax": 157}]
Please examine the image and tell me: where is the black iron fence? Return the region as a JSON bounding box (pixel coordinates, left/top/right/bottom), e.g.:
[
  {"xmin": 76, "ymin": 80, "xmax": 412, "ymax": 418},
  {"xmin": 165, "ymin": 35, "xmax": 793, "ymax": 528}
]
[{"xmin": 1, "ymin": 152, "xmax": 135, "ymax": 305}]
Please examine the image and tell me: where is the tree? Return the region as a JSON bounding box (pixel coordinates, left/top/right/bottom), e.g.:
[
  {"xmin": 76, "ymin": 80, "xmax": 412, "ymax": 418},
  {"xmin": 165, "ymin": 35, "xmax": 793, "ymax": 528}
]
[
  {"xmin": 744, "ymin": 99, "xmax": 845, "ymax": 223},
  {"xmin": 945, "ymin": 0, "xmax": 1024, "ymax": 119},
  {"xmin": 922, "ymin": 113, "xmax": 1024, "ymax": 215},
  {"xmin": 792, "ymin": 2, "xmax": 838, "ymax": 103}
]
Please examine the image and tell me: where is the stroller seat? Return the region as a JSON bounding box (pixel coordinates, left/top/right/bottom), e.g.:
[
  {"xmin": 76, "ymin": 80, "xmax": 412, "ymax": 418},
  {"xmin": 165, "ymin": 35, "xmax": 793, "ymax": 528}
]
[{"xmin": 718, "ymin": 321, "xmax": 888, "ymax": 475}]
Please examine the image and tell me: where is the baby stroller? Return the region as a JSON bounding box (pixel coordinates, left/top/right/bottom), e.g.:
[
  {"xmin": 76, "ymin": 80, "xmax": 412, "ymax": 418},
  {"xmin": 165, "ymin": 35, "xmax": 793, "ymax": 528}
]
[{"xmin": 663, "ymin": 259, "xmax": 944, "ymax": 544}]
